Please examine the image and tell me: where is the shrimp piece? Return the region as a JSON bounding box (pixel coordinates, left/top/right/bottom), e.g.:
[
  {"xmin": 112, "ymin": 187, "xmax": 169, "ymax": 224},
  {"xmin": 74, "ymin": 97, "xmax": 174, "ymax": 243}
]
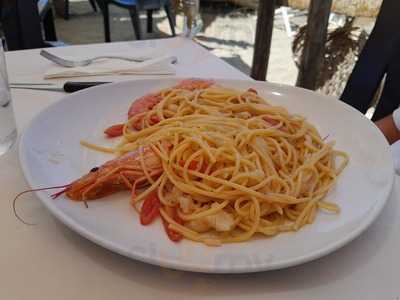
[
  {"xmin": 173, "ymin": 78, "xmax": 215, "ymax": 91},
  {"xmin": 127, "ymin": 79, "xmax": 215, "ymax": 120},
  {"xmin": 128, "ymin": 93, "xmax": 163, "ymax": 120},
  {"xmin": 63, "ymin": 145, "xmax": 163, "ymax": 201},
  {"xmin": 104, "ymin": 93, "xmax": 162, "ymax": 136},
  {"xmin": 102, "ymin": 79, "xmax": 217, "ymax": 135},
  {"xmin": 104, "ymin": 123, "xmax": 124, "ymax": 138}
]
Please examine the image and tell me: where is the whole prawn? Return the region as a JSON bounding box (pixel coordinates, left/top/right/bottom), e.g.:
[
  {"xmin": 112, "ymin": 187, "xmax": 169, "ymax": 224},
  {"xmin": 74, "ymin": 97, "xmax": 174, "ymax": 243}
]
[
  {"xmin": 54, "ymin": 142, "xmax": 184, "ymax": 241},
  {"xmin": 64, "ymin": 145, "xmax": 163, "ymax": 201},
  {"xmin": 15, "ymin": 79, "xmax": 215, "ymax": 239}
]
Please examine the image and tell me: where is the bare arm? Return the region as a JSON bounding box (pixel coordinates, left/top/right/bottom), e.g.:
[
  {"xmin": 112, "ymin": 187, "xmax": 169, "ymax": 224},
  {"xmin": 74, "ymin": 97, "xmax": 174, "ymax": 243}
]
[{"xmin": 375, "ymin": 114, "xmax": 400, "ymax": 145}]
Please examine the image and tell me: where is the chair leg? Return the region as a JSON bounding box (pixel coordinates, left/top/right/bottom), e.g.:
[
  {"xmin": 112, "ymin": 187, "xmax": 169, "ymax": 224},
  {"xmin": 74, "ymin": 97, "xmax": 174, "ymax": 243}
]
[
  {"xmin": 164, "ymin": 4, "xmax": 176, "ymax": 36},
  {"xmin": 89, "ymin": 0, "xmax": 97, "ymax": 12},
  {"xmin": 43, "ymin": 9, "xmax": 58, "ymax": 41},
  {"xmin": 102, "ymin": 3, "xmax": 111, "ymax": 42},
  {"xmin": 147, "ymin": 9, "xmax": 153, "ymax": 33},
  {"xmin": 129, "ymin": 7, "xmax": 142, "ymax": 40},
  {"xmin": 64, "ymin": 0, "xmax": 69, "ymax": 20}
]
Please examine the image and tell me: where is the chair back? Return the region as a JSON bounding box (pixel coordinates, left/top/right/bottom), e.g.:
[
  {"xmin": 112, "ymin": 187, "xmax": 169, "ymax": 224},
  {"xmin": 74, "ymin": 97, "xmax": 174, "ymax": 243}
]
[{"xmin": 1, "ymin": 0, "xmax": 45, "ymax": 50}]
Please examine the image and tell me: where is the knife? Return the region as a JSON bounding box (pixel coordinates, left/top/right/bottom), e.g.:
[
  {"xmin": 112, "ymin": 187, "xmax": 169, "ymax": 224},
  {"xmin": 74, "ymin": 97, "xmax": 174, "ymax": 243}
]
[{"xmin": 10, "ymin": 81, "xmax": 111, "ymax": 93}]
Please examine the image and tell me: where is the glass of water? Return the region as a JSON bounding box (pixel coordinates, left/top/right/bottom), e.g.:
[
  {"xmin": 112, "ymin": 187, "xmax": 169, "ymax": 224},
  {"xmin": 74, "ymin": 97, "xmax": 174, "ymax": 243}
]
[
  {"xmin": 182, "ymin": 0, "xmax": 203, "ymax": 38},
  {"xmin": 0, "ymin": 42, "xmax": 17, "ymax": 156}
]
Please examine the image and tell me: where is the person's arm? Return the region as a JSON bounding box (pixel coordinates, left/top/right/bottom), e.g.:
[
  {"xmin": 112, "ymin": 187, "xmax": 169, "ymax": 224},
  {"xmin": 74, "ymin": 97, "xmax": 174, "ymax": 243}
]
[{"xmin": 375, "ymin": 108, "xmax": 400, "ymax": 144}]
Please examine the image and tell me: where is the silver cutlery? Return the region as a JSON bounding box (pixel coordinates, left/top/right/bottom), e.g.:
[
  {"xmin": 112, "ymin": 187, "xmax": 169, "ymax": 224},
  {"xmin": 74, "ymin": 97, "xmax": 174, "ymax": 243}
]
[
  {"xmin": 40, "ymin": 49, "xmax": 150, "ymax": 68},
  {"xmin": 10, "ymin": 81, "xmax": 110, "ymax": 92},
  {"xmin": 10, "ymin": 82, "xmax": 54, "ymax": 86}
]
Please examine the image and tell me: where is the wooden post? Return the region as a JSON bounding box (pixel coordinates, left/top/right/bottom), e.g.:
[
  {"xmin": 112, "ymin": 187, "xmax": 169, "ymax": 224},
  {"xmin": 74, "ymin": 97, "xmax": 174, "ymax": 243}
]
[
  {"xmin": 251, "ymin": 0, "xmax": 276, "ymax": 81},
  {"xmin": 296, "ymin": 0, "xmax": 332, "ymax": 90}
]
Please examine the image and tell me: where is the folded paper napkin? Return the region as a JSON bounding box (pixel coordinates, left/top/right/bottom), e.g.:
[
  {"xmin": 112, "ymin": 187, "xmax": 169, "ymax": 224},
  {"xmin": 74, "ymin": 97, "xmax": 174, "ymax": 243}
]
[{"xmin": 44, "ymin": 55, "xmax": 176, "ymax": 79}]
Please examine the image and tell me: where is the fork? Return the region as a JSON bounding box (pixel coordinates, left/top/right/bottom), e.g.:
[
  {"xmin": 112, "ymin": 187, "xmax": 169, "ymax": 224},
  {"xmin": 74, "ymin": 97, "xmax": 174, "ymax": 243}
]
[{"xmin": 40, "ymin": 49, "xmax": 150, "ymax": 68}]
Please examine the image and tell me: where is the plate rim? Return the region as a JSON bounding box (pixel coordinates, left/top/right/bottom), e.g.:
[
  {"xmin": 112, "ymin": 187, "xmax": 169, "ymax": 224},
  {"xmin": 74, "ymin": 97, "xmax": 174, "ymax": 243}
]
[{"xmin": 18, "ymin": 77, "xmax": 395, "ymax": 273}]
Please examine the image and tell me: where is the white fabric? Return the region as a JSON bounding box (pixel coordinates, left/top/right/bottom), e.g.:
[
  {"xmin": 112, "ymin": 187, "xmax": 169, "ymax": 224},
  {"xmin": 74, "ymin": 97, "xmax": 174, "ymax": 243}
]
[
  {"xmin": 44, "ymin": 55, "xmax": 176, "ymax": 79},
  {"xmin": 392, "ymin": 140, "xmax": 400, "ymax": 175},
  {"xmin": 389, "ymin": 107, "xmax": 400, "ymax": 174},
  {"xmin": 392, "ymin": 107, "xmax": 400, "ymax": 131}
]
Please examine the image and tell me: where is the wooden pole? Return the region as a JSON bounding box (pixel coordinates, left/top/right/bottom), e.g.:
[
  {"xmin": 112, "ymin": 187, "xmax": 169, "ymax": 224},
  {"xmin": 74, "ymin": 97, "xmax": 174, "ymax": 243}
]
[
  {"xmin": 296, "ymin": 0, "xmax": 332, "ymax": 90},
  {"xmin": 251, "ymin": 0, "xmax": 276, "ymax": 81}
]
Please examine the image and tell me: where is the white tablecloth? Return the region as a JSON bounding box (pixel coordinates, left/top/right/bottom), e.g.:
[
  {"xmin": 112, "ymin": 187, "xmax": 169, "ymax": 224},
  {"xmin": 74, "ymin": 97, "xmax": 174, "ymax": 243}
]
[{"xmin": 1, "ymin": 37, "xmax": 399, "ymax": 300}]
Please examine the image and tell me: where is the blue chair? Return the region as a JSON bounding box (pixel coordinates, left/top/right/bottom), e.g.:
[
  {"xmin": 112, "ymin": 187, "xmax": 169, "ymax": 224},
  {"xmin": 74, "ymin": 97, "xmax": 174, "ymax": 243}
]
[{"xmin": 95, "ymin": 0, "xmax": 176, "ymax": 42}]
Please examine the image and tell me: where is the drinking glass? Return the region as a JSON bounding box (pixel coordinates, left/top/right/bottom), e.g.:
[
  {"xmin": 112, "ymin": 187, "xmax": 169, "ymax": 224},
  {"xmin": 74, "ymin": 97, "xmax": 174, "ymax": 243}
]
[
  {"xmin": 182, "ymin": 0, "xmax": 203, "ymax": 38},
  {"xmin": 0, "ymin": 42, "xmax": 17, "ymax": 155}
]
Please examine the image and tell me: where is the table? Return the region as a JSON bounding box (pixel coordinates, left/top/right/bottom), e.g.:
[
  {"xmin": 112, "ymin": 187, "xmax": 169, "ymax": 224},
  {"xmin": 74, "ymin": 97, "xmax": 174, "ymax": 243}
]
[{"xmin": 1, "ymin": 37, "xmax": 399, "ymax": 300}]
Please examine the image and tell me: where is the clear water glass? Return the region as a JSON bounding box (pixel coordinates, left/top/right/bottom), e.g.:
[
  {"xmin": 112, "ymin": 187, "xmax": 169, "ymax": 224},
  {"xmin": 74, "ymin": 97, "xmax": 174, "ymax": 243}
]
[
  {"xmin": 182, "ymin": 0, "xmax": 203, "ymax": 38},
  {"xmin": 0, "ymin": 43, "xmax": 17, "ymax": 155}
]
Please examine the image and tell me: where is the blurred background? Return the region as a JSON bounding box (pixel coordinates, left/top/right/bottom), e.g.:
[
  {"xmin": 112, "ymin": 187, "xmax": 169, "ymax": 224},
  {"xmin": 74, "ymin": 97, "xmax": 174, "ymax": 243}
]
[{"xmin": 0, "ymin": 0, "xmax": 382, "ymax": 97}]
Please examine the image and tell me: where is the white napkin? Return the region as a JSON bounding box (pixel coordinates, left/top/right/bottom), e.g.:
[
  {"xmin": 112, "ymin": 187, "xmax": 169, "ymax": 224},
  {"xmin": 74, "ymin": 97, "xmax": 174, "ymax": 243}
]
[
  {"xmin": 44, "ymin": 55, "xmax": 176, "ymax": 79},
  {"xmin": 391, "ymin": 140, "xmax": 400, "ymax": 175},
  {"xmin": 390, "ymin": 107, "xmax": 400, "ymax": 174}
]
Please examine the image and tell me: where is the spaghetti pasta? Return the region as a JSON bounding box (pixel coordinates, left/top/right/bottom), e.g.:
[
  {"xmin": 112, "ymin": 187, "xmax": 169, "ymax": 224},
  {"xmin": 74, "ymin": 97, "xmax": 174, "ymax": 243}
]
[{"xmin": 69, "ymin": 80, "xmax": 349, "ymax": 246}]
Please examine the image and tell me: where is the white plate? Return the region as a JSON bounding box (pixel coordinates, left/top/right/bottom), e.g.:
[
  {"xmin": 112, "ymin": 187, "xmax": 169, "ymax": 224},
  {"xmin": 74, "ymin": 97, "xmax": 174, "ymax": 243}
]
[{"xmin": 19, "ymin": 78, "xmax": 394, "ymax": 273}]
